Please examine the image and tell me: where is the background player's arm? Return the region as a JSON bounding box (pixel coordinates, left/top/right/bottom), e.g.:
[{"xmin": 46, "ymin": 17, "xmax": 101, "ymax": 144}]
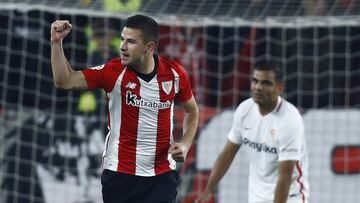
[
  {"xmin": 195, "ymin": 141, "xmax": 241, "ymax": 203},
  {"xmin": 50, "ymin": 20, "xmax": 88, "ymax": 90},
  {"xmin": 169, "ymin": 96, "xmax": 199, "ymax": 162},
  {"xmin": 274, "ymin": 160, "xmax": 296, "ymax": 203}
]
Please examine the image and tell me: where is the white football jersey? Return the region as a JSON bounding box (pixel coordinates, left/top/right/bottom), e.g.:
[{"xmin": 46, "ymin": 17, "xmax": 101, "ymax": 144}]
[{"xmin": 228, "ymin": 97, "xmax": 309, "ymax": 203}]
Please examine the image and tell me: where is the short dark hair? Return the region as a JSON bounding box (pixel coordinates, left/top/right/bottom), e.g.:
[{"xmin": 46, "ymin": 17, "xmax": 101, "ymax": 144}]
[
  {"xmin": 124, "ymin": 14, "xmax": 159, "ymax": 44},
  {"xmin": 254, "ymin": 61, "xmax": 284, "ymax": 83}
]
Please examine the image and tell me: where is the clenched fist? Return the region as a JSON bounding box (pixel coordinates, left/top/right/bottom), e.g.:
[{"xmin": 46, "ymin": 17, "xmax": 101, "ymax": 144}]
[
  {"xmin": 50, "ymin": 20, "xmax": 72, "ymax": 42},
  {"xmin": 168, "ymin": 142, "xmax": 190, "ymax": 162}
]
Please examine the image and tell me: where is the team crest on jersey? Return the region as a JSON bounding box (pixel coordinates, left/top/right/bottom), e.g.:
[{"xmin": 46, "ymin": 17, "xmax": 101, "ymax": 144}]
[
  {"xmin": 161, "ymin": 81, "xmax": 172, "ymax": 95},
  {"xmin": 90, "ymin": 64, "xmax": 105, "ymax": 70},
  {"xmin": 270, "ymin": 129, "xmax": 277, "ymax": 136}
]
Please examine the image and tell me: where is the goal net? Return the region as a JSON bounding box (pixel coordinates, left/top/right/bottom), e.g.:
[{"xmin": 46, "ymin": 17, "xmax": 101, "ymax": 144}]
[{"xmin": 1, "ymin": 1, "xmax": 360, "ymax": 203}]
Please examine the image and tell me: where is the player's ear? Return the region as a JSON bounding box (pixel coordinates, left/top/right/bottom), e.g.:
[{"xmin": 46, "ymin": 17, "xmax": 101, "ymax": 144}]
[
  {"xmin": 146, "ymin": 41, "xmax": 156, "ymax": 54},
  {"xmin": 277, "ymin": 82, "xmax": 284, "ymax": 94}
]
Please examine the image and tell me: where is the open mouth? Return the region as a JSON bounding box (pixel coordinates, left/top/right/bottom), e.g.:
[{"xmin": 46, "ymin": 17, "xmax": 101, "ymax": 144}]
[{"xmin": 121, "ymin": 53, "xmax": 129, "ymax": 58}]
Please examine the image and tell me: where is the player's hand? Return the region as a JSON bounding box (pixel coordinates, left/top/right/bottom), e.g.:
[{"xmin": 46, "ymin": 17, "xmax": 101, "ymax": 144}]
[
  {"xmin": 194, "ymin": 191, "xmax": 212, "ymax": 203},
  {"xmin": 50, "ymin": 20, "xmax": 72, "ymax": 42},
  {"xmin": 168, "ymin": 142, "xmax": 190, "ymax": 162}
]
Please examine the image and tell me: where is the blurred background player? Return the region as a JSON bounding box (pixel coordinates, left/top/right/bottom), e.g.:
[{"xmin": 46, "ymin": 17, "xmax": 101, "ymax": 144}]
[{"xmin": 196, "ymin": 62, "xmax": 309, "ymax": 203}]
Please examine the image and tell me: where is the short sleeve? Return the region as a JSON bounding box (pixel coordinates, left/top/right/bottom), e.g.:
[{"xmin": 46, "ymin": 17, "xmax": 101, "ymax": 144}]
[
  {"xmin": 227, "ymin": 104, "xmax": 245, "ymax": 145},
  {"xmin": 81, "ymin": 59, "xmax": 122, "ymax": 92},
  {"xmin": 174, "ymin": 65, "xmax": 193, "ymax": 103},
  {"xmin": 278, "ymin": 113, "xmax": 304, "ymax": 161}
]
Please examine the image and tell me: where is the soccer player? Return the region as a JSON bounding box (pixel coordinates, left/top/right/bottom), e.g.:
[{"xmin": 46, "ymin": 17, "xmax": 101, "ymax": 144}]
[
  {"xmin": 195, "ymin": 62, "xmax": 309, "ymax": 203},
  {"xmin": 50, "ymin": 14, "xmax": 199, "ymax": 203}
]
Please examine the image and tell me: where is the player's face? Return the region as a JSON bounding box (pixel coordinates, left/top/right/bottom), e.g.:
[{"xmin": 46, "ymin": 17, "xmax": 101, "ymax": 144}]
[
  {"xmin": 120, "ymin": 27, "xmax": 149, "ymax": 66},
  {"xmin": 250, "ymin": 70, "xmax": 283, "ymax": 106}
]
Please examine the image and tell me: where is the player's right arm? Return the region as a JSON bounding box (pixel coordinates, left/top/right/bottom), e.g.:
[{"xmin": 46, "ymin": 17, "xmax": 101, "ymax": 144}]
[
  {"xmin": 50, "ymin": 20, "xmax": 88, "ymax": 90},
  {"xmin": 195, "ymin": 140, "xmax": 241, "ymax": 203}
]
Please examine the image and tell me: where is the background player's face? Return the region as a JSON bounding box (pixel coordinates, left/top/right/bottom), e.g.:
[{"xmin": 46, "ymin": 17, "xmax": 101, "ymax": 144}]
[
  {"xmin": 120, "ymin": 27, "xmax": 149, "ymax": 66},
  {"xmin": 250, "ymin": 70, "xmax": 283, "ymax": 106}
]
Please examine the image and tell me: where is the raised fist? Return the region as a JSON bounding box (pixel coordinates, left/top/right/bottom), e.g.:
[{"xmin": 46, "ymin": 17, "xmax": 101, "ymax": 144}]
[{"xmin": 50, "ymin": 20, "xmax": 72, "ymax": 42}]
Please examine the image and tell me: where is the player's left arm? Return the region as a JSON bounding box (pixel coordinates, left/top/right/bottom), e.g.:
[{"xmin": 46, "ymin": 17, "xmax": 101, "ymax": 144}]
[
  {"xmin": 274, "ymin": 160, "xmax": 296, "ymax": 203},
  {"xmin": 169, "ymin": 96, "xmax": 199, "ymax": 162},
  {"xmin": 275, "ymin": 108, "xmax": 304, "ymax": 203}
]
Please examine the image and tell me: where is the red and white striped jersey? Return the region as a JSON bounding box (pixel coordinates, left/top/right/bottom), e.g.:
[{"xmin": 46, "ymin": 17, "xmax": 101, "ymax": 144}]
[{"xmin": 82, "ymin": 55, "xmax": 193, "ymax": 177}]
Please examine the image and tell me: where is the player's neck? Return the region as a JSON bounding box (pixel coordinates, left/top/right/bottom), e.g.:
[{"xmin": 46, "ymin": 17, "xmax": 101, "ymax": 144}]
[
  {"xmin": 136, "ymin": 53, "xmax": 155, "ymax": 74},
  {"xmin": 258, "ymin": 100, "xmax": 277, "ymax": 116}
]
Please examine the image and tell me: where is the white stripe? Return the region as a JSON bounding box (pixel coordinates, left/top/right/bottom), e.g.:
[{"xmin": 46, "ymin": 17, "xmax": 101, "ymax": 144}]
[
  {"xmin": 102, "ymin": 68, "xmax": 127, "ymax": 171},
  {"xmin": 102, "ymin": 131, "xmax": 111, "ymax": 166},
  {"xmin": 171, "ymin": 68, "xmax": 180, "ymax": 93},
  {"xmin": 169, "ymin": 102, "xmax": 174, "ymax": 145},
  {"xmin": 135, "ymin": 78, "xmax": 159, "ymax": 176},
  {"xmin": 168, "ymin": 68, "xmax": 178, "ymax": 169},
  {"xmin": 168, "ymin": 102, "xmax": 176, "ymax": 170}
]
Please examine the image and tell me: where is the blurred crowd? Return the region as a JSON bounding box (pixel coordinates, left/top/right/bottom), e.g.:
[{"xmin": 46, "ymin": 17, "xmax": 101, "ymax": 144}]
[{"xmin": 3, "ymin": 0, "xmax": 359, "ymax": 17}]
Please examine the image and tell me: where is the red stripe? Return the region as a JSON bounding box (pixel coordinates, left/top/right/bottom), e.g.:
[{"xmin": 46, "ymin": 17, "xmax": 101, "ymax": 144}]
[
  {"xmin": 154, "ymin": 68, "xmax": 175, "ymax": 175},
  {"xmin": 295, "ymin": 161, "xmax": 306, "ymax": 203},
  {"xmin": 117, "ymin": 70, "xmax": 140, "ymax": 173},
  {"xmin": 276, "ymin": 99, "xmax": 283, "ymax": 112}
]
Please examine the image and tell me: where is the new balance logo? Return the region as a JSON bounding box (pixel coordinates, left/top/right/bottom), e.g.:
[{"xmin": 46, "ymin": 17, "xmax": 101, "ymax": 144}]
[
  {"xmin": 90, "ymin": 64, "xmax": 105, "ymax": 70},
  {"xmin": 125, "ymin": 82, "xmax": 137, "ymax": 89}
]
